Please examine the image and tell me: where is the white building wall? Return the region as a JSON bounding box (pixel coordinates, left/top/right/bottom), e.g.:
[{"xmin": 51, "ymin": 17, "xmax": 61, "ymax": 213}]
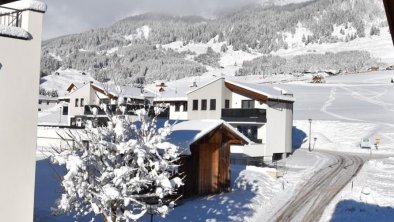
[
  {"xmin": 169, "ymin": 104, "xmax": 188, "ymax": 120},
  {"xmin": 266, "ymin": 101, "xmax": 293, "ymax": 156},
  {"xmin": 188, "ymin": 78, "xmax": 225, "ymax": 120},
  {"xmin": 0, "ymin": 9, "xmax": 44, "ymax": 222},
  {"xmin": 68, "ymin": 83, "xmax": 93, "ymax": 119}
]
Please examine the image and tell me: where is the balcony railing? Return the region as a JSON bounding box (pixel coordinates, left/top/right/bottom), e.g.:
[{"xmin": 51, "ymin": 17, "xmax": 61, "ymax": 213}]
[
  {"xmin": 84, "ymin": 104, "xmax": 169, "ymax": 118},
  {"xmin": 221, "ymin": 108, "xmax": 267, "ymax": 123},
  {"xmin": 0, "ymin": 6, "xmax": 22, "ymax": 28}
]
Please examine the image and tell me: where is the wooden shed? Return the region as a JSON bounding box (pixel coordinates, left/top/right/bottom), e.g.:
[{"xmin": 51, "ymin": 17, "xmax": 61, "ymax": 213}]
[{"xmin": 168, "ymin": 120, "xmax": 250, "ymax": 197}]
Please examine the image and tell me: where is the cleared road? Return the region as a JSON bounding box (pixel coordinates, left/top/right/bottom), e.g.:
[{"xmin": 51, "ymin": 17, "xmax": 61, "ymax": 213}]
[{"xmin": 270, "ymin": 151, "xmax": 364, "ymax": 222}]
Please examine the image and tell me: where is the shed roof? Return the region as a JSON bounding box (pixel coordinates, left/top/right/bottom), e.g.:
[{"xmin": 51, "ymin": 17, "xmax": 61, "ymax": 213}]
[{"xmin": 168, "ymin": 119, "xmax": 252, "ymax": 155}]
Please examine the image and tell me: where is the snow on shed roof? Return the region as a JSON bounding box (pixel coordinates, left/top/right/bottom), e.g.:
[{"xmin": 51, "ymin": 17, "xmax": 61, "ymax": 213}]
[
  {"xmin": 168, "ymin": 119, "xmax": 252, "ymax": 155},
  {"xmin": 225, "ymin": 80, "xmax": 295, "ymax": 102}
]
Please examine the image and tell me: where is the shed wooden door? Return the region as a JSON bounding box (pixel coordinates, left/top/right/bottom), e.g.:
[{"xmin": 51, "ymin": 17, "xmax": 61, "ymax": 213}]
[{"xmin": 198, "ymin": 143, "xmax": 219, "ymax": 194}]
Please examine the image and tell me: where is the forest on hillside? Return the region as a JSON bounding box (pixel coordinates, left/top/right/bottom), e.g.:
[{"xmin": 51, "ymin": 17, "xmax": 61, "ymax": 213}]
[
  {"xmin": 236, "ymin": 51, "xmax": 381, "ymax": 76},
  {"xmin": 40, "ymin": 0, "xmax": 386, "ymax": 83}
]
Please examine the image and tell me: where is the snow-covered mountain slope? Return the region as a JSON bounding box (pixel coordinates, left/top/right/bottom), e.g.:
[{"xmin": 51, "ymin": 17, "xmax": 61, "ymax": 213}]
[{"xmin": 40, "ymin": 0, "xmax": 390, "ymax": 92}]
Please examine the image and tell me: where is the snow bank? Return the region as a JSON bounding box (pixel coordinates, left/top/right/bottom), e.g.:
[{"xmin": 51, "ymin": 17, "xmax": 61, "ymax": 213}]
[
  {"xmin": 0, "ymin": 24, "xmax": 30, "ymax": 39},
  {"xmin": 293, "ymin": 120, "xmax": 382, "ymax": 153},
  {"xmin": 2, "ymin": 0, "xmax": 47, "ymax": 13}
]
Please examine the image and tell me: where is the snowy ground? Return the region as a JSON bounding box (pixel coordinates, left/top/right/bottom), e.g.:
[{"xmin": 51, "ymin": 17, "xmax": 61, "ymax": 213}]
[
  {"xmin": 38, "ymin": 103, "xmax": 68, "ymax": 126},
  {"xmin": 321, "ymin": 157, "xmax": 394, "ymax": 222},
  {"xmin": 34, "ymin": 71, "xmax": 394, "ymax": 221},
  {"xmin": 279, "ymin": 71, "xmax": 394, "ymax": 154},
  {"xmin": 34, "ymin": 148, "xmax": 328, "ymax": 222},
  {"xmin": 273, "ymin": 27, "xmax": 394, "ymax": 65}
]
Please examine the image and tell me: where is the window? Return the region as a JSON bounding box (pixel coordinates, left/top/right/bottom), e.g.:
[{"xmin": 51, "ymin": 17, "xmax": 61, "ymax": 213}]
[
  {"xmin": 183, "ymin": 102, "xmax": 188, "ymax": 111},
  {"xmin": 80, "ymin": 98, "xmax": 84, "ymax": 107},
  {"xmin": 242, "ymin": 100, "xmax": 255, "ymax": 109},
  {"xmin": 46, "ymin": 101, "xmax": 50, "ymax": 105},
  {"xmin": 237, "ymin": 125, "xmax": 259, "ymax": 143},
  {"xmin": 210, "ymin": 99, "xmax": 216, "ymax": 110},
  {"xmin": 75, "ymin": 98, "xmax": 79, "ymax": 107},
  {"xmin": 38, "ymin": 100, "xmax": 42, "ymax": 105},
  {"xmin": 193, "ymin": 100, "xmax": 198, "ymax": 110},
  {"xmin": 175, "ymin": 103, "xmax": 181, "ymax": 112},
  {"xmin": 201, "ymin": 99, "xmax": 207, "ymax": 110},
  {"xmin": 225, "ymin": 99, "xmax": 230, "ymax": 109}
]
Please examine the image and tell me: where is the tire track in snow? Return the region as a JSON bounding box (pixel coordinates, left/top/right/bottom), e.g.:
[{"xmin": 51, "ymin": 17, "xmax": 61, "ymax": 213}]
[{"xmin": 320, "ymin": 87, "xmax": 365, "ymax": 122}]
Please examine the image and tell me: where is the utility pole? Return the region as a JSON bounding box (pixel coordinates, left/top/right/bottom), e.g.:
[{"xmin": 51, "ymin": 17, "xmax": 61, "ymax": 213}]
[{"xmin": 308, "ymin": 118, "xmax": 312, "ymax": 152}]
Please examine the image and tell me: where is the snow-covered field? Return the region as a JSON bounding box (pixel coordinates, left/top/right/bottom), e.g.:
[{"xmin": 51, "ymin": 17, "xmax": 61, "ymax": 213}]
[
  {"xmin": 321, "ymin": 157, "xmax": 394, "ymax": 222},
  {"xmin": 273, "ymin": 27, "xmax": 394, "ymax": 65}
]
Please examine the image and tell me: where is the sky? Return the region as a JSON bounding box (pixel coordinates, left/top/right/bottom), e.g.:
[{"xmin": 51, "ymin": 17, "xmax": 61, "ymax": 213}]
[{"xmin": 42, "ymin": 0, "xmax": 263, "ymax": 40}]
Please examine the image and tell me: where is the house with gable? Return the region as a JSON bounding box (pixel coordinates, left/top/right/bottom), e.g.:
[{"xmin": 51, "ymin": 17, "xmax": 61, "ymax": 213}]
[
  {"xmin": 152, "ymin": 77, "xmax": 294, "ymax": 162},
  {"xmin": 61, "ymin": 82, "xmax": 155, "ymax": 127}
]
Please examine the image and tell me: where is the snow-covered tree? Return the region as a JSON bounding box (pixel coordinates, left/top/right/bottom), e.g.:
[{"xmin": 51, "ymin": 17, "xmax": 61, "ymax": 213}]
[{"xmin": 50, "ymin": 106, "xmax": 183, "ymax": 222}]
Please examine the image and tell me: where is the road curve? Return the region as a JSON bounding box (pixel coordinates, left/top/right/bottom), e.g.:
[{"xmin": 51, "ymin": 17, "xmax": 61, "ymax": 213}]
[{"xmin": 271, "ymin": 151, "xmax": 364, "ymax": 222}]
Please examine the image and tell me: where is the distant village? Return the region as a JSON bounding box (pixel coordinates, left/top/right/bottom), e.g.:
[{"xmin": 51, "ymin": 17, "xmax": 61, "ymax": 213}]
[{"xmin": 38, "ymin": 77, "xmax": 295, "ymax": 166}]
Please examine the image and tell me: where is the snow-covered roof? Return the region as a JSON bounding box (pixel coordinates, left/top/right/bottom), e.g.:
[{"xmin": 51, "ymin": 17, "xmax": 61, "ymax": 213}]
[
  {"xmin": 168, "ymin": 119, "xmax": 252, "ymax": 155},
  {"xmin": 93, "ymin": 83, "xmax": 155, "ymax": 100},
  {"xmin": 186, "ymin": 77, "xmax": 224, "ymax": 95},
  {"xmin": 66, "ymin": 82, "xmax": 85, "ymax": 92},
  {"xmin": 225, "ymin": 80, "xmax": 295, "ymax": 102},
  {"xmin": 0, "ymin": 24, "xmax": 30, "ymax": 39},
  {"xmin": 2, "ymin": 0, "xmax": 47, "ymax": 13},
  {"xmin": 39, "ymin": 95, "xmax": 58, "ymax": 101},
  {"xmin": 148, "ymin": 78, "xmax": 213, "ymax": 102},
  {"xmin": 65, "ymin": 82, "xmax": 154, "ymax": 100}
]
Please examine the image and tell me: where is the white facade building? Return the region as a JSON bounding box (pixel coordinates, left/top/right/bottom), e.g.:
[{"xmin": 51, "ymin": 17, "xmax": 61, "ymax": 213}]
[
  {"xmin": 63, "ymin": 82, "xmax": 155, "ymax": 126},
  {"xmin": 0, "ymin": 1, "xmax": 46, "ymax": 221},
  {"xmin": 152, "ymin": 77, "xmax": 294, "ymax": 161}
]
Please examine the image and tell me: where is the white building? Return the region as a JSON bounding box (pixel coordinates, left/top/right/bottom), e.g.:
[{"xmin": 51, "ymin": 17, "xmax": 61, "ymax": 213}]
[
  {"xmin": 152, "ymin": 77, "xmax": 294, "ymax": 161},
  {"xmin": 62, "ymin": 82, "xmax": 155, "ymax": 126},
  {"xmin": 0, "ymin": 1, "xmax": 46, "ymax": 221}
]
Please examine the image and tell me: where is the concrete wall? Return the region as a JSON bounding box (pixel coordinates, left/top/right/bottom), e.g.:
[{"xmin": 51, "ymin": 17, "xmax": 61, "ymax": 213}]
[
  {"xmin": 266, "ymin": 101, "xmax": 293, "ymax": 156},
  {"xmin": 0, "ymin": 10, "xmax": 44, "ymax": 222}
]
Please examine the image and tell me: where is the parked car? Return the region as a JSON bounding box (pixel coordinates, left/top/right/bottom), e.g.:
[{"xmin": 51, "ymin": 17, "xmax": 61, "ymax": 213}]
[{"xmin": 360, "ymin": 138, "xmax": 371, "ymax": 149}]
